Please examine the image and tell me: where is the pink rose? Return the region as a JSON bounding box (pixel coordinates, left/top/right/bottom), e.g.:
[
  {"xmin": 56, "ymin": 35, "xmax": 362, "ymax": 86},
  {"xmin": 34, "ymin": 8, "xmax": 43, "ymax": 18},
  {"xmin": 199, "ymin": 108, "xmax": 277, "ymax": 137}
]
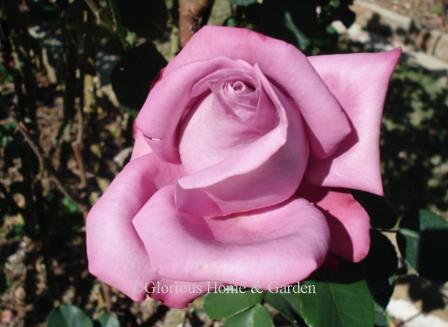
[{"xmin": 86, "ymin": 26, "xmax": 400, "ymax": 308}]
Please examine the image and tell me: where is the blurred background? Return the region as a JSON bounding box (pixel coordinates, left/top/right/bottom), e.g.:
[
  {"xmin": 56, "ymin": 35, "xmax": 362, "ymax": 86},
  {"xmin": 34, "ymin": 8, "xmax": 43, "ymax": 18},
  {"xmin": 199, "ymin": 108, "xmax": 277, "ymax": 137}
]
[{"xmin": 0, "ymin": 0, "xmax": 447, "ymax": 326}]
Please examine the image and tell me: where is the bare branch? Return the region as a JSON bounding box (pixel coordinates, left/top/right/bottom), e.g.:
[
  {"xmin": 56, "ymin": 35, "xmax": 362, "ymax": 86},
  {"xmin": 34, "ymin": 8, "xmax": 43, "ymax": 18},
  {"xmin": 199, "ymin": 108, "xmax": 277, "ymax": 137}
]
[
  {"xmin": 179, "ymin": 0, "xmax": 215, "ymax": 47},
  {"xmin": 11, "ymin": 115, "xmax": 88, "ymax": 217}
]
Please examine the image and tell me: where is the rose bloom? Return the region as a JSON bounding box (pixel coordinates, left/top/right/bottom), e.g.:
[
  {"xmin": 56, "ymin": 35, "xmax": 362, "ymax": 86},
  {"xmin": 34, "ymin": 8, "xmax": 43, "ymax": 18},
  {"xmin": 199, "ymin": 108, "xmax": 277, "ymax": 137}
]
[{"xmin": 86, "ymin": 26, "xmax": 400, "ymax": 308}]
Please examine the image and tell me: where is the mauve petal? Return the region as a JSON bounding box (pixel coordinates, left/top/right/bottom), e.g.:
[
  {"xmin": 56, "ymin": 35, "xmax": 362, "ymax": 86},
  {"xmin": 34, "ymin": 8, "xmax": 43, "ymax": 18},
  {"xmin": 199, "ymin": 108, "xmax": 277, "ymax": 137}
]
[
  {"xmin": 150, "ymin": 280, "xmax": 215, "ymax": 308},
  {"xmin": 306, "ymin": 49, "xmax": 401, "ymax": 195},
  {"xmin": 130, "ymin": 126, "xmax": 152, "ymax": 161},
  {"xmin": 135, "ymin": 57, "xmax": 244, "ymax": 163},
  {"xmin": 164, "ymin": 25, "xmax": 351, "ymax": 158},
  {"xmin": 178, "ymin": 94, "xmax": 268, "ymax": 173},
  {"xmin": 86, "ymin": 154, "xmax": 182, "ymax": 300},
  {"xmin": 133, "ymin": 186, "xmax": 330, "ymax": 289},
  {"xmin": 176, "ymin": 67, "xmax": 308, "ymax": 217},
  {"xmin": 300, "ymin": 183, "xmax": 371, "ymax": 262}
]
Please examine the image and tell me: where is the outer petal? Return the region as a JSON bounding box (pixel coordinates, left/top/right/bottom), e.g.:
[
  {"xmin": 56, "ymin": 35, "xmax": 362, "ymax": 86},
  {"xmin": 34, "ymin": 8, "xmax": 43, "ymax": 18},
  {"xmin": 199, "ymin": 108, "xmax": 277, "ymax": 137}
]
[
  {"xmin": 133, "ymin": 186, "xmax": 330, "ymax": 289},
  {"xmin": 130, "ymin": 126, "xmax": 152, "ymax": 161},
  {"xmin": 141, "ymin": 25, "xmax": 351, "ymax": 160},
  {"xmin": 306, "ymin": 49, "xmax": 401, "ymax": 195},
  {"xmin": 86, "ymin": 154, "xmax": 182, "ymax": 300},
  {"xmin": 150, "ymin": 279, "xmax": 218, "ymax": 308},
  {"xmin": 176, "ymin": 69, "xmax": 308, "ymax": 217},
  {"xmin": 299, "ymin": 183, "xmax": 371, "ymax": 262}
]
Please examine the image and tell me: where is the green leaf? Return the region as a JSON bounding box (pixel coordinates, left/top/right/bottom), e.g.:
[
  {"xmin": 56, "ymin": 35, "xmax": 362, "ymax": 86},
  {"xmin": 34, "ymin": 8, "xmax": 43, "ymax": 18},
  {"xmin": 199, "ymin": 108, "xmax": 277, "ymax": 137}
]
[
  {"xmin": 47, "ymin": 305, "xmax": 93, "ymax": 327},
  {"xmin": 374, "ymin": 303, "xmax": 389, "ymax": 326},
  {"xmin": 329, "ymin": 0, "xmax": 341, "ymax": 9},
  {"xmin": 282, "ymin": 279, "xmax": 374, "ymax": 327},
  {"xmin": 98, "ymin": 313, "xmax": 120, "ymax": 327},
  {"xmin": 283, "ymin": 11, "xmax": 310, "ymax": 50},
  {"xmin": 224, "ymin": 17, "xmax": 239, "ymax": 27},
  {"xmin": 398, "ymin": 228, "xmax": 419, "ymax": 269},
  {"xmin": 398, "ymin": 210, "xmax": 448, "ymax": 282},
  {"xmin": 432, "ymin": 4, "xmax": 445, "ymax": 16},
  {"xmin": 259, "ymin": 1, "xmax": 316, "ymax": 50},
  {"xmin": 223, "ymin": 304, "xmax": 273, "ymax": 327},
  {"xmin": 62, "ymin": 197, "xmax": 80, "ymax": 215},
  {"xmin": 264, "ymin": 292, "xmax": 299, "ymax": 322},
  {"xmin": 419, "ymin": 210, "xmax": 448, "ymax": 230},
  {"xmin": 204, "ymin": 290, "xmax": 264, "ymax": 319},
  {"xmin": 230, "ymin": 0, "xmax": 259, "ymax": 6}
]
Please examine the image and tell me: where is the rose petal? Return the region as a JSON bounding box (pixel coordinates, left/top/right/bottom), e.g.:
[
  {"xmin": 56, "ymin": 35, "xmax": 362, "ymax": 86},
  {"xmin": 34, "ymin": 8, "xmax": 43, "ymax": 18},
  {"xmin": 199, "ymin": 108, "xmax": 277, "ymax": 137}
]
[
  {"xmin": 306, "ymin": 49, "xmax": 401, "ymax": 195},
  {"xmin": 133, "ymin": 186, "xmax": 330, "ymax": 289},
  {"xmin": 136, "ymin": 57, "xmax": 245, "ymax": 162},
  {"xmin": 130, "ymin": 126, "xmax": 152, "ymax": 161},
  {"xmin": 178, "ymin": 91, "xmax": 274, "ymax": 173},
  {"xmin": 150, "ymin": 279, "xmax": 215, "ymax": 308},
  {"xmin": 86, "ymin": 154, "xmax": 182, "ymax": 300},
  {"xmin": 176, "ymin": 67, "xmax": 308, "ymax": 217},
  {"xmin": 163, "ymin": 25, "xmax": 351, "ymax": 159},
  {"xmin": 299, "ymin": 183, "xmax": 371, "ymax": 262}
]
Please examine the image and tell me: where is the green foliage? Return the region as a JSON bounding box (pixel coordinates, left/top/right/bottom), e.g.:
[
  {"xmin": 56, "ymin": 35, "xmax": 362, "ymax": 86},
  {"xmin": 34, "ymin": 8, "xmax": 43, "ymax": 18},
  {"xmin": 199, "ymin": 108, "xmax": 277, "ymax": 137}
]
[
  {"xmin": 204, "ymin": 291, "xmax": 275, "ymax": 326},
  {"xmin": 419, "ymin": 209, "xmax": 448, "ymax": 230},
  {"xmin": 0, "ymin": 64, "xmax": 13, "ymax": 84},
  {"xmin": 374, "ymin": 303, "xmax": 389, "ymax": 327},
  {"xmin": 224, "ymin": 0, "xmax": 355, "ymax": 53},
  {"xmin": 47, "ymin": 305, "xmax": 93, "ymax": 327},
  {"xmin": 264, "ymin": 292, "xmax": 300, "ymax": 322},
  {"xmin": 223, "ymin": 304, "xmax": 274, "ymax": 327},
  {"xmin": 98, "ymin": 312, "xmax": 121, "ymax": 327},
  {"xmin": 0, "ymin": 123, "xmax": 16, "ymax": 148},
  {"xmin": 204, "ymin": 290, "xmax": 264, "ymax": 319},
  {"xmin": 431, "ymin": 4, "xmax": 445, "ymax": 16},
  {"xmin": 46, "ymin": 305, "xmax": 121, "ymax": 327},
  {"xmin": 62, "ymin": 197, "xmax": 80, "ymax": 215},
  {"xmin": 206, "ymin": 258, "xmax": 390, "ymax": 327},
  {"xmin": 272, "ymin": 279, "xmax": 374, "ymax": 327},
  {"xmin": 230, "ymin": 0, "xmax": 258, "ymax": 6},
  {"xmin": 398, "ymin": 210, "xmax": 448, "ymax": 282},
  {"xmin": 399, "ymin": 228, "xmax": 420, "ymax": 269}
]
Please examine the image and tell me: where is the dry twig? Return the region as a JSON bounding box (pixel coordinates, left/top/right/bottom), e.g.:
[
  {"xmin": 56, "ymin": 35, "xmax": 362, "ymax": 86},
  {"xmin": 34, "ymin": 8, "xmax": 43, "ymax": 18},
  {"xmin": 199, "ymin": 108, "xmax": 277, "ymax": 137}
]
[{"xmin": 10, "ymin": 115, "xmax": 88, "ymax": 217}]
